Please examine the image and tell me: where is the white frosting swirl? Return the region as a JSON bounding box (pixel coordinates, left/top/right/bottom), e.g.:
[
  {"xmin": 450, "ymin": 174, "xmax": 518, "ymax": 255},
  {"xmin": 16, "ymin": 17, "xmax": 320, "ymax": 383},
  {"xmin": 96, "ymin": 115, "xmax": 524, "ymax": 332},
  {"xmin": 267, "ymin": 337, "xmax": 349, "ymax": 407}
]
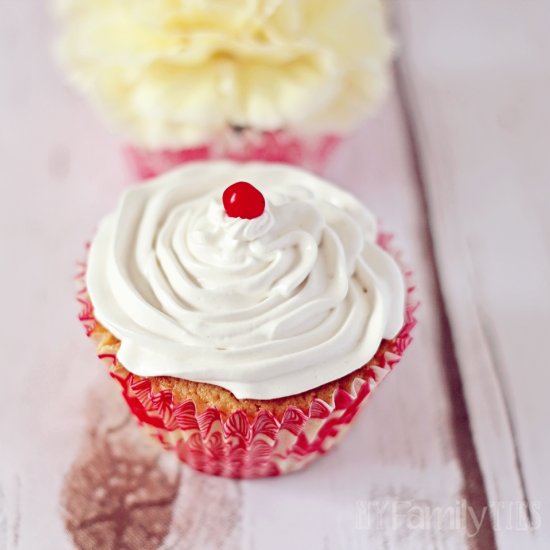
[
  {"xmin": 86, "ymin": 162, "xmax": 405, "ymax": 399},
  {"xmin": 56, "ymin": 0, "xmax": 394, "ymax": 148}
]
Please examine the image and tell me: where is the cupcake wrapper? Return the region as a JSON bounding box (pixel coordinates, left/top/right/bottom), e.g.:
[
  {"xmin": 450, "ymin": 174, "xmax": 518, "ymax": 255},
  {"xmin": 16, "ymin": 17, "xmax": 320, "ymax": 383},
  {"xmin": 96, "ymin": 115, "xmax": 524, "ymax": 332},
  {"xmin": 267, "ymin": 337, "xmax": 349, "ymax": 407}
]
[
  {"xmin": 125, "ymin": 130, "xmax": 341, "ymax": 180},
  {"xmin": 77, "ymin": 234, "xmax": 417, "ymax": 479}
]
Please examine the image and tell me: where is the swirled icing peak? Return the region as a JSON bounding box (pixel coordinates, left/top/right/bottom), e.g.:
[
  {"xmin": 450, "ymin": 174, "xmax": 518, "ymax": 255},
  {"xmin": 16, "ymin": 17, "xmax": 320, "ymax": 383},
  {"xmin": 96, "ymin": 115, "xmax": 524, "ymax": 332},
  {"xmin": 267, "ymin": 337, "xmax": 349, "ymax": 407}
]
[{"xmin": 86, "ymin": 161, "xmax": 405, "ymax": 399}]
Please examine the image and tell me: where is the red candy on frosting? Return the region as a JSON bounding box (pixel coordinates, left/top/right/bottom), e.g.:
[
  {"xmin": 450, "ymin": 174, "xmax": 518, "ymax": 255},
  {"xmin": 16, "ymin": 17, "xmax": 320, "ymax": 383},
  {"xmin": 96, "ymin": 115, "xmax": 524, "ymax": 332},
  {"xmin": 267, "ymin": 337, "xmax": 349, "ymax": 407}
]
[{"xmin": 223, "ymin": 181, "xmax": 265, "ymax": 219}]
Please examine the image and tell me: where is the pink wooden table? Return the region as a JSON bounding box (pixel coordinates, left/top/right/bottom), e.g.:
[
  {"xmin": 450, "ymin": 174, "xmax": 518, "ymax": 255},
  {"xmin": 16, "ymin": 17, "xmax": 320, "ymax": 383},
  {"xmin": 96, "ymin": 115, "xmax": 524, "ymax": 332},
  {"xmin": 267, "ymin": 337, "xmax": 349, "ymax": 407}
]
[{"xmin": 1, "ymin": 1, "xmax": 549, "ymax": 549}]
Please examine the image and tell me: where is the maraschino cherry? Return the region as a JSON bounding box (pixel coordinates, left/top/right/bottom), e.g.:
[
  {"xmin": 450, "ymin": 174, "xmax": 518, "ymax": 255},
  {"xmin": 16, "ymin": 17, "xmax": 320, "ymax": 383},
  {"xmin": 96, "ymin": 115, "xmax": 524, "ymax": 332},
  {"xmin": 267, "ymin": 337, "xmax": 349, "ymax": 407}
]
[{"xmin": 223, "ymin": 181, "xmax": 265, "ymax": 219}]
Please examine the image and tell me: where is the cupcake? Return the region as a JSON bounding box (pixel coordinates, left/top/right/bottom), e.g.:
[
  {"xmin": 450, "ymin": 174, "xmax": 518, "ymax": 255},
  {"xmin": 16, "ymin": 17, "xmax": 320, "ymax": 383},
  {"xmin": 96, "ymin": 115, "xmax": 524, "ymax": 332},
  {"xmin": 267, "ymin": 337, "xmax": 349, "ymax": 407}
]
[
  {"xmin": 57, "ymin": 0, "xmax": 394, "ymax": 178},
  {"xmin": 78, "ymin": 161, "xmax": 416, "ymax": 478}
]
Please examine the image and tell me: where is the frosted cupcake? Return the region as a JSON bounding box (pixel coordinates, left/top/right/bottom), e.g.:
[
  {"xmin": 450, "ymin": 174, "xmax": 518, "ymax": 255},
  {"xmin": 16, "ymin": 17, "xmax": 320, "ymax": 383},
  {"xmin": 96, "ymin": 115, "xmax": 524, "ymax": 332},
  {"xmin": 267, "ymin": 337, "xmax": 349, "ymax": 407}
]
[
  {"xmin": 57, "ymin": 0, "xmax": 394, "ymax": 178},
  {"xmin": 78, "ymin": 161, "xmax": 416, "ymax": 478}
]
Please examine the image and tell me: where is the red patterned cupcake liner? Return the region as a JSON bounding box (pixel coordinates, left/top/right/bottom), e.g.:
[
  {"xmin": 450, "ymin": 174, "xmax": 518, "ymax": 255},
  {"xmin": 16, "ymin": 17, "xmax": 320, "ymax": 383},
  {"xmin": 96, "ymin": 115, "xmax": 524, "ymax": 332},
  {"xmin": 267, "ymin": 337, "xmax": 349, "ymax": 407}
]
[
  {"xmin": 125, "ymin": 130, "xmax": 341, "ymax": 180},
  {"xmin": 77, "ymin": 233, "xmax": 418, "ymax": 479}
]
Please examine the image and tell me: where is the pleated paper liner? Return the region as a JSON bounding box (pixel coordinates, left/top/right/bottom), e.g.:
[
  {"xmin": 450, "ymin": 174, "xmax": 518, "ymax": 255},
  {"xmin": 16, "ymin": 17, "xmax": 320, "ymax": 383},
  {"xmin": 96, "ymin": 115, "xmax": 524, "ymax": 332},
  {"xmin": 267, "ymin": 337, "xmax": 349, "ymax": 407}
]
[
  {"xmin": 77, "ymin": 233, "xmax": 417, "ymax": 478},
  {"xmin": 125, "ymin": 130, "xmax": 341, "ymax": 179}
]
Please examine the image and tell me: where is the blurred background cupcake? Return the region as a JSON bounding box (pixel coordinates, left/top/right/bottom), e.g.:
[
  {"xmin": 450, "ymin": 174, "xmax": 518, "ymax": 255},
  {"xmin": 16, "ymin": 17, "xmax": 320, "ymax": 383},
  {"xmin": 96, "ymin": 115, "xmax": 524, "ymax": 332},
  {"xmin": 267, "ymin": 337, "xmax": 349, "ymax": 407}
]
[{"xmin": 56, "ymin": 0, "xmax": 394, "ymax": 178}]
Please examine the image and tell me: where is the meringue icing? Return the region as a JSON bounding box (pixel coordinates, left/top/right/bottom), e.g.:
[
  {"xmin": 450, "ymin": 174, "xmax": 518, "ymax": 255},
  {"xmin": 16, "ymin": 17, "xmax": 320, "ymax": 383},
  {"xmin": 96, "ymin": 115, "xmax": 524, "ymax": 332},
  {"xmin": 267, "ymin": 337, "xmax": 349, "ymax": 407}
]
[
  {"xmin": 86, "ymin": 162, "xmax": 405, "ymax": 399},
  {"xmin": 57, "ymin": 0, "xmax": 394, "ymax": 148}
]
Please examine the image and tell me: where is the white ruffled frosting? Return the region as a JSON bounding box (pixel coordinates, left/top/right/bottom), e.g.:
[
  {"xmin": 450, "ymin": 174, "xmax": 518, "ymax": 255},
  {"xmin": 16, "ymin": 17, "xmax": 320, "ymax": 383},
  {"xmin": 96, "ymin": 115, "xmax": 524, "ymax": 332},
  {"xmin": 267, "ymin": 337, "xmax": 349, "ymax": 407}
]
[
  {"xmin": 86, "ymin": 162, "xmax": 405, "ymax": 399},
  {"xmin": 56, "ymin": 0, "xmax": 394, "ymax": 148}
]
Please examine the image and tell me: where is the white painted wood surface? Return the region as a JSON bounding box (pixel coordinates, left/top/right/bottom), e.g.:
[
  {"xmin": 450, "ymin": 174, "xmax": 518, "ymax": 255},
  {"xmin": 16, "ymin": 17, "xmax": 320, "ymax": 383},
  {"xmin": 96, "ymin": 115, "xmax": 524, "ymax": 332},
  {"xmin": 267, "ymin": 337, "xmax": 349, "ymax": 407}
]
[
  {"xmin": 396, "ymin": 1, "xmax": 550, "ymax": 548},
  {"xmin": 0, "ymin": 1, "xmax": 548, "ymax": 549}
]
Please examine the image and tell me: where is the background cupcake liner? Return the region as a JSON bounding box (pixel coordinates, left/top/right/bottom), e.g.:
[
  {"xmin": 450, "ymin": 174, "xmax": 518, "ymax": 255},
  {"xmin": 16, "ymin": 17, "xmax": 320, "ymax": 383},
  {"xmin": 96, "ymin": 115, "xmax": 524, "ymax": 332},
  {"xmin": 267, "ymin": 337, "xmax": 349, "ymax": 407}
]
[
  {"xmin": 125, "ymin": 130, "xmax": 341, "ymax": 180},
  {"xmin": 77, "ymin": 233, "xmax": 418, "ymax": 479}
]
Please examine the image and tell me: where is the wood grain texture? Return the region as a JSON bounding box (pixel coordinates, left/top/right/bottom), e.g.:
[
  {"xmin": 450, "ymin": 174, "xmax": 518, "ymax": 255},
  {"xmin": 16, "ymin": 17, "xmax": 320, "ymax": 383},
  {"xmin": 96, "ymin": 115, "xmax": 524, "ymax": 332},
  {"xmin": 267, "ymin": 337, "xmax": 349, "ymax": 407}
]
[
  {"xmin": 60, "ymin": 390, "xmax": 182, "ymax": 550},
  {"xmin": 1, "ymin": 0, "xmax": 548, "ymax": 548},
  {"xmin": 396, "ymin": 0, "xmax": 550, "ymax": 548}
]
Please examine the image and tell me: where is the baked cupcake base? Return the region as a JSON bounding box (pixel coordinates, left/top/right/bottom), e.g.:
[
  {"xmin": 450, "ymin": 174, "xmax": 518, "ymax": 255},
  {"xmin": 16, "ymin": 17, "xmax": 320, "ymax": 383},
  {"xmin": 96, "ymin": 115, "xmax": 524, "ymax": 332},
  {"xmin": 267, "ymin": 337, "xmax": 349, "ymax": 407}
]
[{"xmin": 77, "ymin": 233, "xmax": 417, "ymax": 478}]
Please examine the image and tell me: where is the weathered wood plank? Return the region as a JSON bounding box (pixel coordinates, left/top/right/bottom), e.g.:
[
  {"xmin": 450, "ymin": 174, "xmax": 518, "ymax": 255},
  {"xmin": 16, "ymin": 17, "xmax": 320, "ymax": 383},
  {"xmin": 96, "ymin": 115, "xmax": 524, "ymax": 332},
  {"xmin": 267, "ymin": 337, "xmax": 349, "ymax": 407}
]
[
  {"xmin": 396, "ymin": 1, "xmax": 550, "ymax": 548},
  {"xmin": 0, "ymin": 0, "xmax": 522, "ymax": 548}
]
